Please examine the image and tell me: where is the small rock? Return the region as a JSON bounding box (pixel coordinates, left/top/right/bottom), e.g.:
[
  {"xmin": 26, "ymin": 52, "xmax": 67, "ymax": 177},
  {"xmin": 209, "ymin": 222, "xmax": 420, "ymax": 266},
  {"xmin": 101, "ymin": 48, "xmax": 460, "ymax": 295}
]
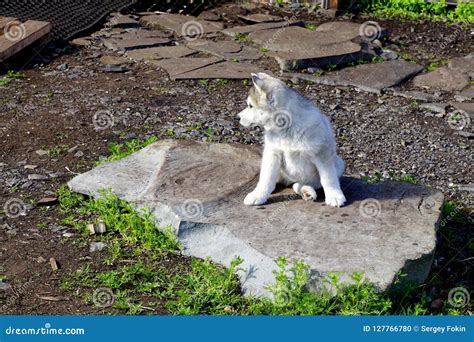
[
  {"xmin": 99, "ymin": 55, "xmax": 129, "ymax": 66},
  {"xmin": 56, "ymin": 63, "xmax": 68, "ymax": 71},
  {"xmin": 74, "ymin": 151, "xmax": 84, "ymax": 158},
  {"xmin": 89, "ymin": 241, "xmax": 108, "ymax": 252},
  {"xmin": 70, "ymin": 37, "xmax": 92, "ymax": 46},
  {"xmin": 20, "ymin": 181, "xmax": 33, "ymax": 189},
  {"xmin": 419, "ymin": 103, "xmax": 448, "ymax": 115},
  {"xmin": 36, "ymin": 256, "xmax": 47, "ymax": 263},
  {"xmin": 28, "ymin": 174, "xmax": 48, "ymax": 181},
  {"xmin": 24, "ymin": 165, "xmax": 37, "ymax": 170},
  {"xmin": 102, "ymin": 65, "xmax": 129, "ymax": 73},
  {"xmin": 37, "ymin": 197, "xmax": 58, "ymax": 206},
  {"xmin": 87, "ymin": 222, "xmax": 106, "ymax": 234},
  {"xmin": 35, "ymin": 149, "xmax": 48, "ymax": 156},
  {"xmin": 0, "ymin": 282, "xmax": 12, "ymax": 291},
  {"xmin": 62, "ymin": 232, "xmax": 75, "ymax": 238},
  {"xmin": 49, "ymin": 257, "xmax": 59, "ymax": 271}
]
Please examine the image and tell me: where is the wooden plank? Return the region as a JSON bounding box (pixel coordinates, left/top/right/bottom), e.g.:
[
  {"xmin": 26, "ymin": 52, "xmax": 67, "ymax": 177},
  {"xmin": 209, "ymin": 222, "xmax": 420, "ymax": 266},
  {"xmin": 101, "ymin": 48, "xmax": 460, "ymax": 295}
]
[
  {"xmin": 0, "ymin": 17, "xmax": 17, "ymax": 32},
  {"xmin": 0, "ymin": 20, "xmax": 51, "ymax": 61}
]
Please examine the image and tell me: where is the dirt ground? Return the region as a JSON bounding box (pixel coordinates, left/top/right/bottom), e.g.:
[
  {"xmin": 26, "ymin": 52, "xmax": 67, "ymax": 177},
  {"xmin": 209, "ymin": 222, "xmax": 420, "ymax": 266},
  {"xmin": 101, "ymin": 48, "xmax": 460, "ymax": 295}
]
[{"xmin": 0, "ymin": 3, "xmax": 472, "ymax": 314}]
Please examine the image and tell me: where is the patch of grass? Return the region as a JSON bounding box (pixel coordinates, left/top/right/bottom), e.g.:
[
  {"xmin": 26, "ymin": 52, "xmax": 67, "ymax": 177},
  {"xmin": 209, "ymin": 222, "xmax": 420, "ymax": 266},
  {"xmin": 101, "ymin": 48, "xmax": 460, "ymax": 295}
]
[
  {"xmin": 47, "ymin": 144, "xmax": 68, "ymax": 157},
  {"xmin": 259, "ymin": 47, "xmax": 269, "ymax": 54},
  {"xmin": 304, "ymin": 23, "xmax": 317, "ymax": 31},
  {"xmin": 234, "ymin": 32, "xmax": 249, "ymax": 43},
  {"xmin": 425, "ymin": 59, "xmax": 448, "ymax": 72},
  {"xmin": 362, "ymin": 171, "xmax": 418, "ymax": 184},
  {"xmin": 6, "ymin": 70, "xmax": 25, "ymax": 78},
  {"xmin": 96, "ymin": 136, "xmax": 157, "ymax": 165},
  {"xmin": 360, "ymin": 0, "xmax": 473, "ymax": 23},
  {"xmin": 204, "ymin": 127, "xmax": 214, "ymax": 142},
  {"xmin": 0, "ymin": 79, "xmax": 10, "ymax": 87},
  {"xmin": 198, "ymin": 79, "xmax": 227, "ymax": 92},
  {"xmin": 313, "ymin": 69, "xmax": 325, "ymax": 77},
  {"xmin": 242, "ymin": 79, "xmax": 251, "ymax": 86},
  {"xmin": 398, "ymin": 51, "xmax": 418, "ymax": 64}
]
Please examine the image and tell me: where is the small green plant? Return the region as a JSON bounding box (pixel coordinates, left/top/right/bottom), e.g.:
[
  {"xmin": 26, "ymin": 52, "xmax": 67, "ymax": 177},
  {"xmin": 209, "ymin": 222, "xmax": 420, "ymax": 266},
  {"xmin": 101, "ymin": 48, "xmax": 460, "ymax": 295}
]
[
  {"xmin": 234, "ymin": 32, "xmax": 249, "ymax": 43},
  {"xmin": 47, "ymin": 144, "xmax": 68, "ymax": 157},
  {"xmin": 259, "ymin": 47, "xmax": 269, "ymax": 54},
  {"xmin": 304, "ymin": 23, "xmax": 317, "ymax": 31},
  {"xmin": 0, "ymin": 79, "xmax": 10, "ymax": 87},
  {"xmin": 398, "ymin": 51, "xmax": 418, "ymax": 64},
  {"xmin": 313, "ymin": 69, "xmax": 325, "ymax": 77},
  {"xmin": 242, "ymin": 79, "xmax": 251, "ymax": 86},
  {"xmin": 6, "ymin": 70, "xmax": 25, "ymax": 78},
  {"xmin": 205, "ymin": 127, "xmax": 214, "ymax": 142},
  {"xmin": 362, "ymin": 172, "xmax": 417, "ymax": 184},
  {"xmin": 425, "ymin": 59, "xmax": 447, "ymax": 72},
  {"xmin": 96, "ymin": 136, "xmax": 158, "ymax": 165}
]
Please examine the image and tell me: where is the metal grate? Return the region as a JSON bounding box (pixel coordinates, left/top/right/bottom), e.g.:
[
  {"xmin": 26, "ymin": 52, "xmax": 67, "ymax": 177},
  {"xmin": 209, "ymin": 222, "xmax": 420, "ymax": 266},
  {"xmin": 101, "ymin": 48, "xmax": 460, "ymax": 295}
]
[{"xmin": 0, "ymin": 0, "xmax": 136, "ymax": 40}]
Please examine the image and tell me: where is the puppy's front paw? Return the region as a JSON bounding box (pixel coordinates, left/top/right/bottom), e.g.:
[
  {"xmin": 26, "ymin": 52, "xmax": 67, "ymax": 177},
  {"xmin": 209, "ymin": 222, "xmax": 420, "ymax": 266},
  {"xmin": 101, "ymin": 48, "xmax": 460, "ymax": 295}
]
[
  {"xmin": 325, "ymin": 191, "xmax": 346, "ymax": 207},
  {"xmin": 244, "ymin": 191, "xmax": 268, "ymax": 206},
  {"xmin": 301, "ymin": 185, "xmax": 317, "ymax": 201}
]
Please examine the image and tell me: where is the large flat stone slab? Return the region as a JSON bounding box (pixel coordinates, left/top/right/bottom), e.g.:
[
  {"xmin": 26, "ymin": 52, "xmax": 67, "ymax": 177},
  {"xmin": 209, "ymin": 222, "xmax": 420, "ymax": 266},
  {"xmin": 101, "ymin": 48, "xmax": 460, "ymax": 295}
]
[
  {"xmin": 68, "ymin": 140, "xmax": 443, "ymax": 297},
  {"xmin": 173, "ymin": 61, "xmax": 261, "ymax": 79},
  {"xmin": 126, "ymin": 46, "xmax": 196, "ymax": 61},
  {"xmin": 186, "ymin": 39, "xmax": 262, "ymax": 61},
  {"xmin": 288, "ymin": 59, "xmax": 423, "ymax": 94},
  {"xmin": 222, "ymin": 20, "xmax": 303, "ymax": 37},
  {"xmin": 140, "ymin": 14, "xmax": 224, "ymax": 37},
  {"xmin": 413, "ymin": 54, "xmax": 473, "ymax": 92},
  {"xmin": 102, "ymin": 37, "xmax": 172, "ymax": 51},
  {"xmin": 151, "ymin": 57, "xmax": 222, "ymax": 79},
  {"xmin": 248, "ymin": 26, "xmax": 366, "ymax": 71},
  {"xmin": 315, "ymin": 21, "xmax": 388, "ymax": 41}
]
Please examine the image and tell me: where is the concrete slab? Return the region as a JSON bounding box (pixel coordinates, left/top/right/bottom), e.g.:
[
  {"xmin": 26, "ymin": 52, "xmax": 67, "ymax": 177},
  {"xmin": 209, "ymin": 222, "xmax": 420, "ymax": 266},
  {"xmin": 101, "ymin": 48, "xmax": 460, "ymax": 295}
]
[
  {"xmin": 68, "ymin": 140, "xmax": 443, "ymax": 297},
  {"xmin": 288, "ymin": 60, "xmax": 423, "ymax": 94}
]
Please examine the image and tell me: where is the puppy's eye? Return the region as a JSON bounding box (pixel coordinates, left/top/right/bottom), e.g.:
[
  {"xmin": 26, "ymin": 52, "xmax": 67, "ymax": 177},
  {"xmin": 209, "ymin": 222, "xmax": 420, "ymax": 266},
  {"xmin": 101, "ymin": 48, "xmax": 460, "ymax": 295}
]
[{"xmin": 248, "ymin": 104, "xmax": 253, "ymax": 108}]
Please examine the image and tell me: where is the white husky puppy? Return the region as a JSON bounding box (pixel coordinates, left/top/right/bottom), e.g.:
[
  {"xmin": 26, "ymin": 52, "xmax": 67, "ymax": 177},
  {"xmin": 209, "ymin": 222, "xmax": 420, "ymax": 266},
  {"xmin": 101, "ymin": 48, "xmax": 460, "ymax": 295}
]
[{"xmin": 238, "ymin": 72, "xmax": 346, "ymax": 207}]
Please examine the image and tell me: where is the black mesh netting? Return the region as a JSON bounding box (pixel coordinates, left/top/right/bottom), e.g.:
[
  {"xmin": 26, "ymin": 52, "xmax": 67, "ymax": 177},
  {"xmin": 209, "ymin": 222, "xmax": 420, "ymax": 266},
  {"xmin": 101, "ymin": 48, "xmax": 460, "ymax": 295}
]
[{"xmin": 0, "ymin": 0, "xmax": 136, "ymax": 40}]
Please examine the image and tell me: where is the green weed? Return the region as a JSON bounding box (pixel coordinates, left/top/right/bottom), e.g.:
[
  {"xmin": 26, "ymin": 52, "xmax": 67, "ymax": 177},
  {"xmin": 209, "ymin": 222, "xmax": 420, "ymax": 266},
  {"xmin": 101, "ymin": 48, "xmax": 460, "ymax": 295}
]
[{"xmin": 96, "ymin": 136, "xmax": 157, "ymax": 165}]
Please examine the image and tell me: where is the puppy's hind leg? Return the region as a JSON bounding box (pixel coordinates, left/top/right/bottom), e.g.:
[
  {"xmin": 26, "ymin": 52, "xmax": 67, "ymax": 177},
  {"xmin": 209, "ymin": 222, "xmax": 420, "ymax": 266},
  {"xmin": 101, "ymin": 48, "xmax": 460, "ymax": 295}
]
[{"xmin": 292, "ymin": 183, "xmax": 317, "ymax": 201}]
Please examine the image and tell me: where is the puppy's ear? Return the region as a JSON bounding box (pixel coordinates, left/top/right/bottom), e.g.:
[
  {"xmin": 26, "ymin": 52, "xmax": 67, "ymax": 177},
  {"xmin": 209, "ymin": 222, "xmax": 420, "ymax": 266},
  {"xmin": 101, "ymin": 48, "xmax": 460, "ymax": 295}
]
[{"xmin": 251, "ymin": 73, "xmax": 267, "ymax": 94}]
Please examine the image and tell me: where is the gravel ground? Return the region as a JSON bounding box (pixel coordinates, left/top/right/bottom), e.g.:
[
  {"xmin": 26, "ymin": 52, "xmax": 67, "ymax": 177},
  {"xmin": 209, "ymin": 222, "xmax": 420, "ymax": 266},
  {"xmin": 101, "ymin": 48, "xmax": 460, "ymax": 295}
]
[{"xmin": 0, "ymin": 5, "xmax": 472, "ymax": 314}]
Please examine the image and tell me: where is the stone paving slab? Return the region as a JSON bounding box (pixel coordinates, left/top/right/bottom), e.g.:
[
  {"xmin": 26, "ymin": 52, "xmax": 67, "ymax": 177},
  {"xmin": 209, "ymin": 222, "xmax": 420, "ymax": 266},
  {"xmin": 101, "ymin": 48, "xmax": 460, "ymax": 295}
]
[
  {"xmin": 315, "ymin": 21, "xmax": 388, "ymax": 41},
  {"xmin": 111, "ymin": 15, "xmax": 140, "ymax": 28},
  {"xmin": 173, "ymin": 61, "xmax": 261, "ymax": 79},
  {"xmin": 413, "ymin": 67, "xmax": 470, "ymax": 92},
  {"xmin": 187, "ymin": 39, "xmax": 261, "ymax": 61},
  {"xmin": 110, "ymin": 29, "xmax": 173, "ymax": 39},
  {"xmin": 102, "ymin": 37, "xmax": 172, "ymax": 51},
  {"xmin": 141, "ymin": 14, "xmax": 224, "ymax": 36},
  {"xmin": 238, "ymin": 13, "xmax": 283, "ymax": 23},
  {"xmin": 248, "ymin": 26, "xmax": 366, "ymax": 71},
  {"xmin": 68, "ymin": 140, "xmax": 443, "ymax": 297},
  {"xmin": 287, "ymin": 59, "xmax": 423, "ymax": 94},
  {"xmin": 126, "ymin": 46, "xmax": 196, "ymax": 61},
  {"xmin": 413, "ymin": 54, "xmax": 473, "ymax": 92},
  {"xmin": 222, "ymin": 20, "xmax": 303, "ymax": 37},
  {"xmin": 455, "ymin": 86, "xmax": 474, "ymax": 102},
  {"xmin": 151, "ymin": 57, "xmax": 222, "ymax": 79}
]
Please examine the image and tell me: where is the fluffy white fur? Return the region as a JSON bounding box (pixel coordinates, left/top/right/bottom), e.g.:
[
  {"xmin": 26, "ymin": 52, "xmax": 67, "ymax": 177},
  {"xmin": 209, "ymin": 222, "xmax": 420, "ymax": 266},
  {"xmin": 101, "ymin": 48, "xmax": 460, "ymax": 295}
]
[{"xmin": 237, "ymin": 72, "xmax": 346, "ymax": 207}]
